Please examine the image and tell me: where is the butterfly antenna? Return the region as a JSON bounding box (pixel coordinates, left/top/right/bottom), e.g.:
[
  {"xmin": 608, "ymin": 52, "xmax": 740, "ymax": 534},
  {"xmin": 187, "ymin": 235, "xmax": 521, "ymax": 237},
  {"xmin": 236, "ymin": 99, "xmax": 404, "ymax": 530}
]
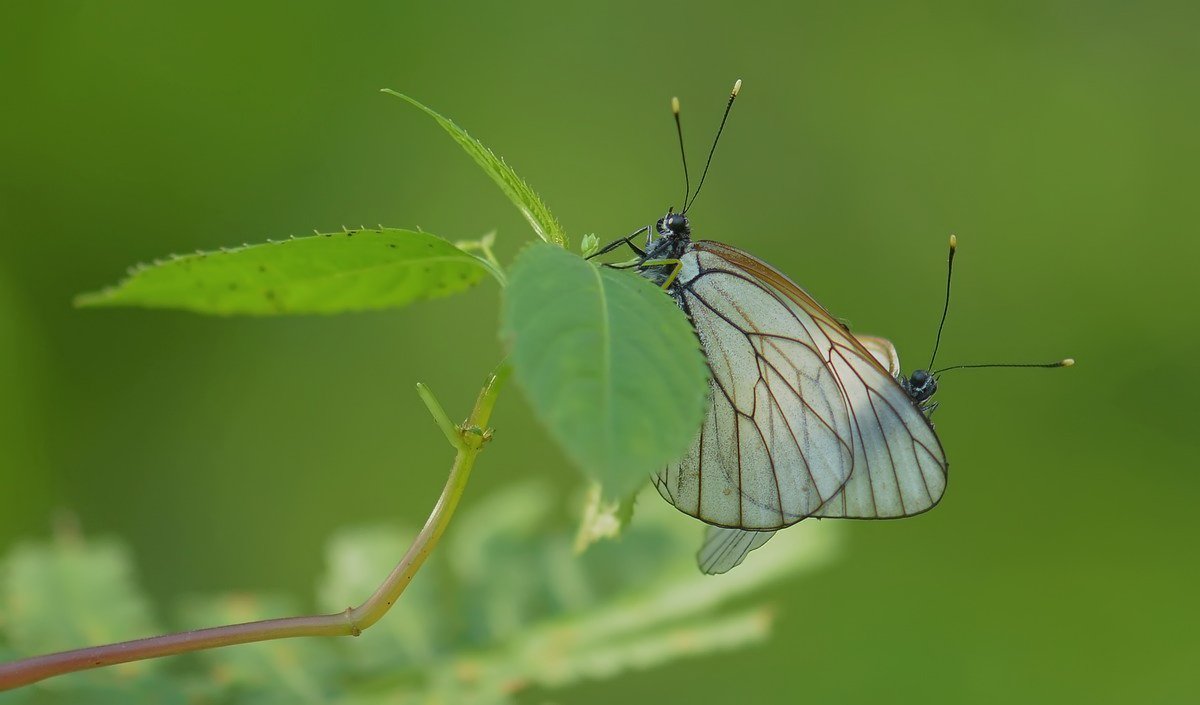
[
  {"xmin": 933, "ymin": 359, "xmax": 1075, "ymax": 376},
  {"xmin": 672, "ymin": 96, "xmax": 691, "ymax": 209},
  {"xmin": 683, "ymin": 78, "xmax": 742, "ymax": 214},
  {"xmin": 927, "ymin": 234, "xmax": 957, "ymax": 371}
]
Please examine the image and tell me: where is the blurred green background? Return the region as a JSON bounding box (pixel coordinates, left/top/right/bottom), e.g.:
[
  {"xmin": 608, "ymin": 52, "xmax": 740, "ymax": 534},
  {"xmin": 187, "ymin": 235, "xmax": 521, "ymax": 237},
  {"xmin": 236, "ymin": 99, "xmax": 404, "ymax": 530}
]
[{"xmin": 2, "ymin": 1, "xmax": 1197, "ymax": 702}]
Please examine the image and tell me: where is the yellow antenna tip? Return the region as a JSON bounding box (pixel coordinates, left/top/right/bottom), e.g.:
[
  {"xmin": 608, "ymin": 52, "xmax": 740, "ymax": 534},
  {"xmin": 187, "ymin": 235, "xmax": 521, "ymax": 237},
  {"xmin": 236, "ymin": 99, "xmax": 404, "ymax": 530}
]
[
  {"xmin": 949, "ymin": 233, "xmax": 958, "ymax": 250},
  {"xmin": 1060, "ymin": 358, "xmax": 1075, "ymax": 367},
  {"xmin": 671, "ymin": 96, "xmax": 681, "ymax": 114},
  {"xmin": 732, "ymin": 79, "xmax": 743, "ymax": 97}
]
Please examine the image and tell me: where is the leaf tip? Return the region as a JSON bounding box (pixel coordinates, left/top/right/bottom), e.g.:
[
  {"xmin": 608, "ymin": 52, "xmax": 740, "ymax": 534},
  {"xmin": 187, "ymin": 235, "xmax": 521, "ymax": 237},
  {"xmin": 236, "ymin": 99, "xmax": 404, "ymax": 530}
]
[{"xmin": 74, "ymin": 284, "xmax": 122, "ymax": 308}]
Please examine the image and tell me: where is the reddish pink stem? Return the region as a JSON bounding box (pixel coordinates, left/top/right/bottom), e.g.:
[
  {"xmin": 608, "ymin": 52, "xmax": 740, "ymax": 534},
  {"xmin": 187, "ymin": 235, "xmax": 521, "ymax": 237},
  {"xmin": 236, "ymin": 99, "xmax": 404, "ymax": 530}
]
[{"xmin": 0, "ymin": 366, "xmax": 508, "ymax": 692}]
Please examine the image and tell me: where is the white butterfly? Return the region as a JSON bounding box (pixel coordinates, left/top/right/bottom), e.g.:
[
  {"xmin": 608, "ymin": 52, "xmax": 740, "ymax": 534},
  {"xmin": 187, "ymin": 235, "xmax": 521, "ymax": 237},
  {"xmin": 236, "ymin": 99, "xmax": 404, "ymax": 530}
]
[
  {"xmin": 649, "ymin": 232, "xmax": 947, "ymax": 573},
  {"xmin": 594, "ymin": 205, "xmax": 949, "ymax": 573},
  {"xmin": 594, "ymin": 81, "xmax": 1067, "ymax": 573}
]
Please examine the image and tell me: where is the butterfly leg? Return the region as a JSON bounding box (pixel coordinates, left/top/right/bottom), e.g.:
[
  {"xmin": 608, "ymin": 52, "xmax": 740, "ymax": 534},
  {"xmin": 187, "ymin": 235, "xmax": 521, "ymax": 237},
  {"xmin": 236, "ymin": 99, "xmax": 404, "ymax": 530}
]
[
  {"xmin": 587, "ymin": 226, "xmax": 650, "ymax": 260},
  {"xmin": 638, "ymin": 258, "xmax": 683, "ymax": 290}
]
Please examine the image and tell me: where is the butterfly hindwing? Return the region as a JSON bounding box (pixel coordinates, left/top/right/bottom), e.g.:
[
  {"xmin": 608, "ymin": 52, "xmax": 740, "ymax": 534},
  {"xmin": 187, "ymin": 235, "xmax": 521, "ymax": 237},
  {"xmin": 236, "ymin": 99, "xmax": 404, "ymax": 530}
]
[
  {"xmin": 697, "ymin": 526, "xmax": 777, "ymax": 575},
  {"xmin": 858, "ymin": 335, "xmax": 901, "ymax": 377}
]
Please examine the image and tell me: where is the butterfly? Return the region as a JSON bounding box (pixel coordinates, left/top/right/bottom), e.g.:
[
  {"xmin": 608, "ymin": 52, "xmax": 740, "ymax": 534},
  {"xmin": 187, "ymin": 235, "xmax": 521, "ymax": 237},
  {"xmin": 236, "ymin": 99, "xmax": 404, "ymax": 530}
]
[{"xmin": 591, "ymin": 80, "xmax": 1071, "ymax": 574}]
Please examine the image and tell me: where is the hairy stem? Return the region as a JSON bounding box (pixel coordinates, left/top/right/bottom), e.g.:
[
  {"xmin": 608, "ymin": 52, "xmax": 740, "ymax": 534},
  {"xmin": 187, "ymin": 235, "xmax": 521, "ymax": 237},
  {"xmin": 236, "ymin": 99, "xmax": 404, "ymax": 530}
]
[{"xmin": 0, "ymin": 364, "xmax": 510, "ymax": 692}]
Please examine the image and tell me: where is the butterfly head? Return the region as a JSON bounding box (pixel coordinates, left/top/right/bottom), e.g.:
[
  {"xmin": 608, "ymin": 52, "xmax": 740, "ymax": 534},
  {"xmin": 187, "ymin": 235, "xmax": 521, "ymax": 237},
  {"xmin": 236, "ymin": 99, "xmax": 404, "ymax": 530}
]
[
  {"xmin": 657, "ymin": 211, "xmax": 691, "ymax": 239},
  {"xmin": 900, "ymin": 369, "xmax": 938, "ymax": 404}
]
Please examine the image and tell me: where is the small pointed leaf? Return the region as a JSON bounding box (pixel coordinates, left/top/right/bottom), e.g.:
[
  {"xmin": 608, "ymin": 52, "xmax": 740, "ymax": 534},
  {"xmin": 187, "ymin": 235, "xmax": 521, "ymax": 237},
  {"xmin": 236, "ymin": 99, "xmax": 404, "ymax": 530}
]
[{"xmin": 383, "ymin": 90, "xmax": 568, "ymax": 248}]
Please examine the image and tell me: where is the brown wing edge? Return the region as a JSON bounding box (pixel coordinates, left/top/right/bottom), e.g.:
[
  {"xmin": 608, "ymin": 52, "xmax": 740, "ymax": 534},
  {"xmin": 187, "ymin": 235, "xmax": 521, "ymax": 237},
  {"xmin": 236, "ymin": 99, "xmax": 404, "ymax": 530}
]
[{"xmin": 693, "ymin": 240, "xmax": 893, "ymax": 377}]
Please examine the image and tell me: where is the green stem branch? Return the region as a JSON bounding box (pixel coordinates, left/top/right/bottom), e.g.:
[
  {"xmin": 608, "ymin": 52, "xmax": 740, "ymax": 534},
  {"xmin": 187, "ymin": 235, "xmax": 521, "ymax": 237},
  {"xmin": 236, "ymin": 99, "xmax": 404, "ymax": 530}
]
[{"xmin": 0, "ymin": 364, "xmax": 510, "ymax": 692}]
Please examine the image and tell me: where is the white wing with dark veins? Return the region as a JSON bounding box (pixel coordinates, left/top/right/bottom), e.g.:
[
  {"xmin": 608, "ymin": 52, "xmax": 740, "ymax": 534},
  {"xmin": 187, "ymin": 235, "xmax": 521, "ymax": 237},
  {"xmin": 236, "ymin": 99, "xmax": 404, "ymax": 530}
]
[{"xmin": 653, "ymin": 241, "xmax": 948, "ymax": 544}]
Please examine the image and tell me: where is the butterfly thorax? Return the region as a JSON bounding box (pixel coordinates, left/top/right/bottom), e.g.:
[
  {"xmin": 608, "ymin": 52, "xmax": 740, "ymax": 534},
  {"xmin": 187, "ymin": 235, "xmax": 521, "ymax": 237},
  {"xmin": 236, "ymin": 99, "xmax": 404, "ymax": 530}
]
[{"xmin": 637, "ymin": 211, "xmax": 693, "ymax": 290}]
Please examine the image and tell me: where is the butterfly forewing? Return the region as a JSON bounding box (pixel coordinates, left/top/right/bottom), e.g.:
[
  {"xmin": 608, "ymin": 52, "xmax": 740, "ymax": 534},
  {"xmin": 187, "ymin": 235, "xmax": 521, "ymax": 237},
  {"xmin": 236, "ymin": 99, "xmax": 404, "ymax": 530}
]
[{"xmin": 654, "ymin": 240, "xmax": 948, "ymax": 530}]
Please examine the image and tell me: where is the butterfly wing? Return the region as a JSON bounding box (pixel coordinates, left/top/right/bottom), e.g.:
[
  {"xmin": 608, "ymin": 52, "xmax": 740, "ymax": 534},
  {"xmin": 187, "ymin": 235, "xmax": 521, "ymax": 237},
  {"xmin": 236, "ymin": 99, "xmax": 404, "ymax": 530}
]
[
  {"xmin": 857, "ymin": 335, "xmax": 901, "ymax": 377},
  {"xmin": 804, "ymin": 335, "xmax": 948, "ymax": 520},
  {"xmin": 697, "ymin": 526, "xmax": 777, "ymax": 575},
  {"xmin": 654, "ymin": 242, "xmax": 857, "ymax": 529},
  {"xmin": 654, "ymin": 241, "xmax": 948, "ymax": 529}
]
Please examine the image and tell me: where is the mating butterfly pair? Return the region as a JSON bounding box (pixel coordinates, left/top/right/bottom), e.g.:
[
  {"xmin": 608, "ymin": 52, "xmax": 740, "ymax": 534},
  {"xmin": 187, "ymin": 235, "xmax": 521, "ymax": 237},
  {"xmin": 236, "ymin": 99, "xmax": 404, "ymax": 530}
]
[{"xmin": 592, "ymin": 81, "xmax": 1071, "ymax": 573}]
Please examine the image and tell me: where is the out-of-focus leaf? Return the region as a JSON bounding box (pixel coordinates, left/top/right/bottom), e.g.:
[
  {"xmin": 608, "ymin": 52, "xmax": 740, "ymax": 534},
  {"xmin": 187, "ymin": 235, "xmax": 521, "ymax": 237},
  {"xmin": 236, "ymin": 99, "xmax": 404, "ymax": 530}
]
[
  {"xmin": 573, "ymin": 483, "xmax": 635, "ymax": 553},
  {"xmin": 75, "ymin": 229, "xmax": 491, "ymax": 316},
  {"xmin": 0, "ymin": 531, "xmax": 160, "ymax": 688},
  {"xmin": 516, "ymin": 608, "xmax": 773, "ymax": 689},
  {"xmin": 383, "ymin": 91, "xmax": 568, "ymax": 248},
  {"xmin": 501, "ymin": 243, "xmax": 710, "ymax": 497},
  {"xmin": 447, "ymin": 483, "xmax": 567, "ymax": 645},
  {"xmin": 176, "ymin": 594, "xmax": 337, "ymax": 704},
  {"xmin": 36, "ymin": 675, "xmax": 192, "ymax": 705},
  {"xmin": 459, "ymin": 498, "xmax": 838, "ymax": 696},
  {"xmin": 316, "ymin": 526, "xmax": 442, "ymax": 669}
]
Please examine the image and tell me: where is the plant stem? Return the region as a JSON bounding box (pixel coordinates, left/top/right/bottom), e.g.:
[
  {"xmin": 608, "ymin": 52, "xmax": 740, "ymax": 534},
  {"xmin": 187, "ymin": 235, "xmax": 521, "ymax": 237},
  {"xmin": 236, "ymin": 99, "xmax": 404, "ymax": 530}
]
[
  {"xmin": 0, "ymin": 364, "xmax": 510, "ymax": 692},
  {"xmin": 416, "ymin": 382, "xmax": 466, "ymax": 451}
]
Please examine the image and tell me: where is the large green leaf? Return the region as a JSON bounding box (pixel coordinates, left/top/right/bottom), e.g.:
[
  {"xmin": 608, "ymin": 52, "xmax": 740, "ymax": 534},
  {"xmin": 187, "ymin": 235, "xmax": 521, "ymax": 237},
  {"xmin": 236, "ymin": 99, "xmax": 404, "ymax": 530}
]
[
  {"xmin": 501, "ymin": 243, "xmax": 710, "ymax": 496},
  {"xmin": 383, "ymin": 90, "xmax": 568, "ymax": 248},
  {"xmin": 75, "ymin": 229, "xmax": 491, "ymax": 316}
]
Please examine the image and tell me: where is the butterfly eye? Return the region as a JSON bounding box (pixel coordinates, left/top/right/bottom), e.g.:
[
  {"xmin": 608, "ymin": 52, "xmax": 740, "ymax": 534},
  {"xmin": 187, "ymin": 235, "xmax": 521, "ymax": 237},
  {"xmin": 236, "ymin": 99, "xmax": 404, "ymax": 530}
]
[
  {"xmin": 911, "ymin": 369, "xmax": 929, "ymax": 385},
  {"xmin": 664, "ymin": 213, "xmax": 689, "ymax": 235}
]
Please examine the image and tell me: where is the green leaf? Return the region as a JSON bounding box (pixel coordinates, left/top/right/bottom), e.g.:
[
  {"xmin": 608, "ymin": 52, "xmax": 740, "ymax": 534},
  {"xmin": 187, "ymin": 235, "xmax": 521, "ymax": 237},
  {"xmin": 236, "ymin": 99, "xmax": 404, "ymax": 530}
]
[
  {"xmin": 75, "ymin": 229, "xmax": 491, "ymax": 316},
  {"xmin": 501, "ymin": 243, "xmax": 710, "ymax": 496},
  {"xmin": 383, "ymin": 90, "xmax": 568, "ymax": 249},
  {"xmin": 579, "ymin": 233, "xmax": 600, "ymax": 258}
]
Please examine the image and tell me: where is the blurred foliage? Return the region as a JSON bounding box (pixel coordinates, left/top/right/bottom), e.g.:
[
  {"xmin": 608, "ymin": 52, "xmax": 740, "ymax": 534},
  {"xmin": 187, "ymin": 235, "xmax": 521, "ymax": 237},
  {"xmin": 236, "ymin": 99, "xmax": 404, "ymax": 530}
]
[
  {"xmin": 0, "ymin": 485, "xmax": 838, "ymax": 703},
  {"xmin": 0, "ymin": 523, "xmax": 164, "ymax": 693}
]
